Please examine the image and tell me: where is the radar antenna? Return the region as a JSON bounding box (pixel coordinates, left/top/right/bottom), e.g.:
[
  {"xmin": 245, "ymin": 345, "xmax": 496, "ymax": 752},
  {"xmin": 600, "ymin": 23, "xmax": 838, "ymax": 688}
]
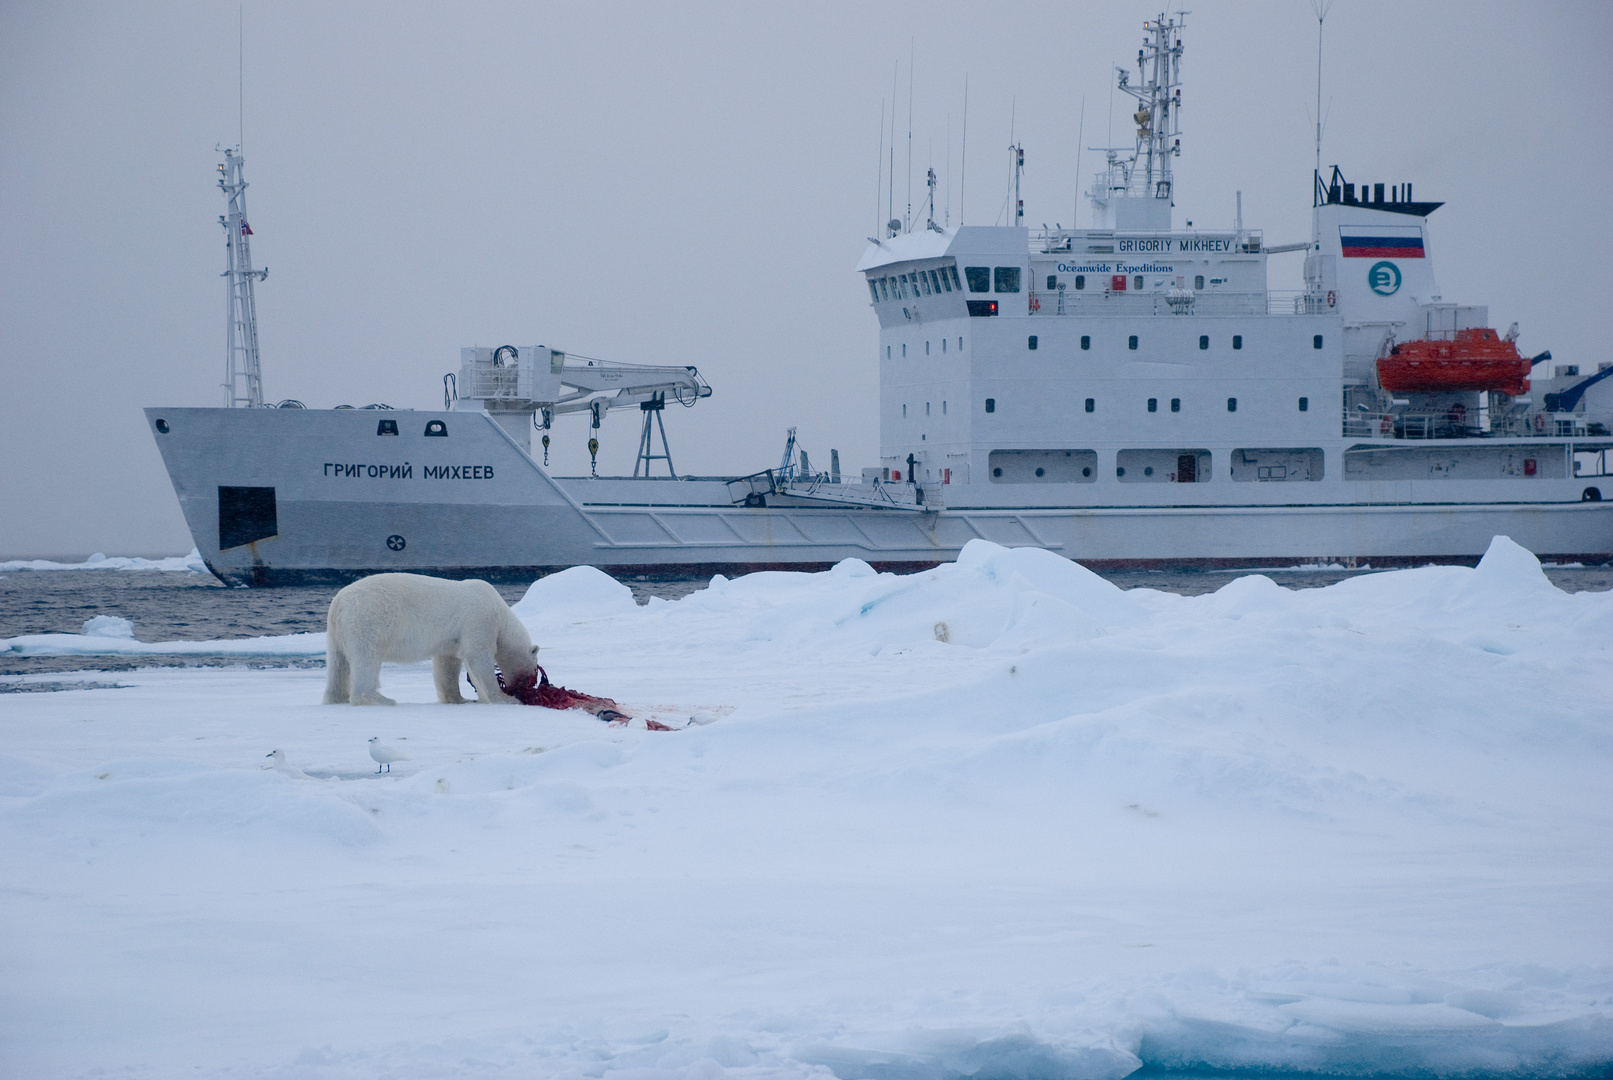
[{"xmin": 218, "ymin": 147, "xmax": 268, "ymax": 407}]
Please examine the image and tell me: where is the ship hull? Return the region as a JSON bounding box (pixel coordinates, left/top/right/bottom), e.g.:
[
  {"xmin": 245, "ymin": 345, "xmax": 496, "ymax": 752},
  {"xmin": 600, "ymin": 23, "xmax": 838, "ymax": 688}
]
[{"xmin": 146, "ymin": 407, "xmax": 1613, "ymax": 585}]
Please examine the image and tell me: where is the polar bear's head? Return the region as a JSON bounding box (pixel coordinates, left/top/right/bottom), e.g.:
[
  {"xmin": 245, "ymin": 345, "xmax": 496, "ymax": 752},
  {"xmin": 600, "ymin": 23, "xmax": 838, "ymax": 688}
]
[{"xmin": 494, "ymin": 607, "xmax": 541, "ymax": 689}]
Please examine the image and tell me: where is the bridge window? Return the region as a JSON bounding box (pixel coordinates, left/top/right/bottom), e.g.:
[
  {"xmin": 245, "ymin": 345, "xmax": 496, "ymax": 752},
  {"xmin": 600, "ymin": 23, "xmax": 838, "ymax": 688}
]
[
  {"xmin": 965, "ymin": 267, "xmax": 990, "ymax": 292},
  {"xmin": 994, "ymin": 267, "xmax": 1021, "ymax": 293},
  {"xmin": 947, "ymin": 266, "xmax": 963, "ymax": 290},
  {"xmin": 868, "ymin": 281, "xmax": 879, "ymax": 303},
  {"xmin": 880, "ymin": 279, "xmax": 891, "ymax": 301}
]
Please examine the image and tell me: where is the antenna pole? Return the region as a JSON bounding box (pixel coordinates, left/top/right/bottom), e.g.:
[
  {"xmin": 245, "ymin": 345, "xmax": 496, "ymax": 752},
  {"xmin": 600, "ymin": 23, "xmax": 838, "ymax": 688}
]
[
  {"xmin": 960, "ymin": 74, "xmax": 968, "ymax": 226},
  {"xmin": 1311, "ymin": 0, "xmax": 1333, "ymax": 210},
  {"xmin": 889, "ymin": 63, "xmax": 897, "ymax": 236},
  {"xmin": 877, "ymin": 97, "xmax": 885, "ymax": 235},
  {"xmin": 219, "ymin": 148, "xmax": 267, "ymax": 407},
  {"xmin": 906, "ymin": 41, "xmax": 914, "ymax": 232},
  {"xmin": 1074, "ymin": 96, "xmax": 1085, "ymax": 228},
  {"xmin": 237, "ymin": 5, "xmax": 244, "ymax": 150}
]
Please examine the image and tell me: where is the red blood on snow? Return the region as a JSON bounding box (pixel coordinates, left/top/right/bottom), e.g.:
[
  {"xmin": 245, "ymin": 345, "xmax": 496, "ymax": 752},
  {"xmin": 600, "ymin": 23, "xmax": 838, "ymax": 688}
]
[{"xmin": 498, "ymin": 665, "xmax": 631, "ymax": 723}]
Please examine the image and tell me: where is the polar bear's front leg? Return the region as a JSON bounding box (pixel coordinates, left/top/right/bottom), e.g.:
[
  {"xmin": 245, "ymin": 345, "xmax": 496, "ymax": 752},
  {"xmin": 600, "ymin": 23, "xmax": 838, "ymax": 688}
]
[
  {"xmin": 433, "ymin": 654, "xmax": 468, "ymax": 703},
  {"xmin": 464, "ymin": 654, "xmax": 517, "ymax": 704}
]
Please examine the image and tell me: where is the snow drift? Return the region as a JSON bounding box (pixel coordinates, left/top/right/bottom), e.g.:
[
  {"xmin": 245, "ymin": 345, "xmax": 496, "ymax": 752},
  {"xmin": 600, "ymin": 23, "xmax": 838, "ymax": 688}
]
[{"xmin": 0, "ymin": 537, "xmax": 1609, "ymax": 1079}]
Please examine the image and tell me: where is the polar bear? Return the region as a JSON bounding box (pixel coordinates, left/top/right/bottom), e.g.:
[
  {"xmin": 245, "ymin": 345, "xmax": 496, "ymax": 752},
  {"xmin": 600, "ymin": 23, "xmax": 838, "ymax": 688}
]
[{"xmin": 323, "ymin": 573, "xmax": 538, "ymax": 706}]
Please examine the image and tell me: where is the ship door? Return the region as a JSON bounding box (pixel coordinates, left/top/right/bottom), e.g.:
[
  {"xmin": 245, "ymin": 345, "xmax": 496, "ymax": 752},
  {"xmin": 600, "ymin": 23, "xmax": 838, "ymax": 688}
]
[{"xmin": 1176, "ymin": 455, "xmax": 1197, "ymax": 483}]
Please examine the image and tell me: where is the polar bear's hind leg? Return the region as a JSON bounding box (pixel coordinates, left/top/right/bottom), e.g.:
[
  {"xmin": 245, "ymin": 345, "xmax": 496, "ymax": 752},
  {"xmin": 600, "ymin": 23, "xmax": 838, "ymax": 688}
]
[
  {"xmin": 348, "ymin": 646, "xmax": 396, "ymax": 706},
  {"xmin": 323, "ymin": 643, "xmax": 351, "ymax": 704}
]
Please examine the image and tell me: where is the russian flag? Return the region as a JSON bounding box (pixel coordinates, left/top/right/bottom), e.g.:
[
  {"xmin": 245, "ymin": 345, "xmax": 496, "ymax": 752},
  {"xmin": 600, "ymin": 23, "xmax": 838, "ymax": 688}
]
[{"xmin": 1340, "ymin": 226, "xmax": 1423, "ymax": 258}]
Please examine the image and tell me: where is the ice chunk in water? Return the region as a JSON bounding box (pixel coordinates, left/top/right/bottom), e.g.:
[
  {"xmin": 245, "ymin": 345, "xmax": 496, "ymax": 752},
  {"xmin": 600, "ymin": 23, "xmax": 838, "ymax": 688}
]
[{"xmin": 80, "ymin": 615, "xmax": 134, "ymax": 638}]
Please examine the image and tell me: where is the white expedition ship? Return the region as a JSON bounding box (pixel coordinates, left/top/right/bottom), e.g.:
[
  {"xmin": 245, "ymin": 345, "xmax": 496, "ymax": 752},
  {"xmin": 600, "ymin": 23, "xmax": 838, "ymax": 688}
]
[{"xmin": 150, "ymin": 14, "xmax": 1611, "ymax": 586}]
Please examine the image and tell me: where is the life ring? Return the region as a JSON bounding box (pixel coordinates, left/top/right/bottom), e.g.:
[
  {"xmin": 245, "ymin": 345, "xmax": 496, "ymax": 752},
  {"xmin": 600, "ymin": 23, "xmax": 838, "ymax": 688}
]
[
  {"xmin": 1326, "ymin": 290, "xmax": 1336, "ymax": 307},
  {"xmin": 1029, "ymin": 295, "xmax": 1041, "ymax": 312},
  {"xmin": 1533, "ymin": 413, "xmax": 1546, "ymax": 432},
  {"xmin": 1379, "ymin": 414, "xmax": 1392, "ymax": 435}
]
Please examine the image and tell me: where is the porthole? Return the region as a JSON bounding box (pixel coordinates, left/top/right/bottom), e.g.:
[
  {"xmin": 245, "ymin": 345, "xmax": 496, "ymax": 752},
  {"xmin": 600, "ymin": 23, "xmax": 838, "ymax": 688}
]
[
  {"xmin": 1299, "ymin": 397, "xmax": 1309, "ymax": 412},
  {"xmin": 1232, "ymin": 335, "xmax": 1243, "ymax": 350},
  {"xmin": 1035, "ymin": 467, "xmax": 1045, "ymax": 477},
  {"xmin": 1085, "ymin": 398, "xmax": 1095, "ymax": 413},
  {"xmin": 1081, "ymin": 335, "xmax": 1091, "ymax": 350},
  {"xmin": 1117, "ymin": 466, "xmax": 1126, "ymax": 477},
  {"xmin": 993, "ymin": 467, "xmax": 1003, "ymax": 477},
  {"xmin": 1147, "ymin": 398, "xmax": 1157, "ymax": 413},
  {"xmin": 1144, "ymin": 466, "xmax": 1154, "ymax": 476},
  {"xmin": 1128, "ymin": 335, "xmax": 1138, "ymax": 350},
  {"xmin": 154, "ymin": 418, "xmax": 170, "ymax": 434},
  {"xmin": 1081, "ymin": 466, "xmax": 1091, "ymax": 477},
  {"xmin": 1199, "ymin": 335, "xmax": 1208, "ymax": 350}
]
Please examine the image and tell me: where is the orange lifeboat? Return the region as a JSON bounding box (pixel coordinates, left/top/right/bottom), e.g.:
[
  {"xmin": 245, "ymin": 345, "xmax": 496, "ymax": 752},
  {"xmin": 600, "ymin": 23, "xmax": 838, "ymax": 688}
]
[{"xmin": 1376, "ymin": 328, "xmax": 1531, "ymax": 395}]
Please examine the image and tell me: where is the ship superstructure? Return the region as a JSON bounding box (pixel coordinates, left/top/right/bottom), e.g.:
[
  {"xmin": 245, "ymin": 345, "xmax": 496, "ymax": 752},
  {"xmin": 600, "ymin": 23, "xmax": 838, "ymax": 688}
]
[{"xmin": 147, "ymin": 15, "xmax": 1611, "ymax": 585}]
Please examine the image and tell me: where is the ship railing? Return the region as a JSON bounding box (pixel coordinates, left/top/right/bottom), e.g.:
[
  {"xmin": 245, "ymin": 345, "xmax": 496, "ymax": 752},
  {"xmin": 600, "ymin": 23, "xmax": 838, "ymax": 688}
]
[
  {"xmin": 1269, "ymin": 290, "xmax": 1334, "ymax": 316},
  {"xmin": 1343, "ymin": 410, "xmax": 1488, "ymax": 440},
  {"xmin": 1029, "ymin": 226, "xmax": 1265, "ymax": 255},
  {"xmin": 1032, "ymin": 290, "xmax": 1269, "ymax": 317},
  {"xmin": 459, "ymin": 367, "xmax": 521, "ymax": 399}
]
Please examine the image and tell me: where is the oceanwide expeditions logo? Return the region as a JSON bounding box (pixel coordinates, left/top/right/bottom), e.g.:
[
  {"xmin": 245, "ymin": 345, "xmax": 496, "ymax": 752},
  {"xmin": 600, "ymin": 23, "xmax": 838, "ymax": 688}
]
[{"xmin": 1368, "ymin": 261, "xmax": 1402, "ymax": 296}]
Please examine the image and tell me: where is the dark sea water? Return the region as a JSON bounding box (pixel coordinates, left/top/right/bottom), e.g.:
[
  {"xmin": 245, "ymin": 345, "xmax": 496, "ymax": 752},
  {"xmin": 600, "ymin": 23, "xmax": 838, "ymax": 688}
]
[{"xmin": 3, "ymin": 562, "xmax": 1609, "ymax": 678}]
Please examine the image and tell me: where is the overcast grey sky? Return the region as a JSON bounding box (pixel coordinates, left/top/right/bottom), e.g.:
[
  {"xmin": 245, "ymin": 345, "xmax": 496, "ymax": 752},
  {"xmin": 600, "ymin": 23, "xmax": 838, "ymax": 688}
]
[{"xmin": 2, "ymin": 1, "xmax": 1609, "ymax": 557}]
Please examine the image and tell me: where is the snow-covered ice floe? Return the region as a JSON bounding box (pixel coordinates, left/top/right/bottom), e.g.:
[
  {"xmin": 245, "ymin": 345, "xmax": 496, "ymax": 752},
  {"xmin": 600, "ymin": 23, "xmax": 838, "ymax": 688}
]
[
  {"xmin": 1, "ymin": 537, "xmax": 1609, "ymax": 1079},
  {"xmin": 0, "ymin": 547, "xmax": 209, "ymax": 573}
]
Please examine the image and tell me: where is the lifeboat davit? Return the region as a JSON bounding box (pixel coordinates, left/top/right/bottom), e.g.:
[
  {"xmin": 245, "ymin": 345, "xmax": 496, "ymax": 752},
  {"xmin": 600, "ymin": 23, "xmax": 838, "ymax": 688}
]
[{"xmin": 1376, "ymin": 328, "xmax": 1531, "ymax": 395}]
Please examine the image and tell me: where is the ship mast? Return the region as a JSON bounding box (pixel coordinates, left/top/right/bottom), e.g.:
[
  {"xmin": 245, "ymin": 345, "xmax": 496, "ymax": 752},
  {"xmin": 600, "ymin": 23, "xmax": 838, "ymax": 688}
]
[
  {"xmin": 218, "ymin": 148, "xmax": 267, "ymax": 408},
  {"xmin": 1089, "ymin": 12, "xmax": 1184, "ymax": 231}
]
